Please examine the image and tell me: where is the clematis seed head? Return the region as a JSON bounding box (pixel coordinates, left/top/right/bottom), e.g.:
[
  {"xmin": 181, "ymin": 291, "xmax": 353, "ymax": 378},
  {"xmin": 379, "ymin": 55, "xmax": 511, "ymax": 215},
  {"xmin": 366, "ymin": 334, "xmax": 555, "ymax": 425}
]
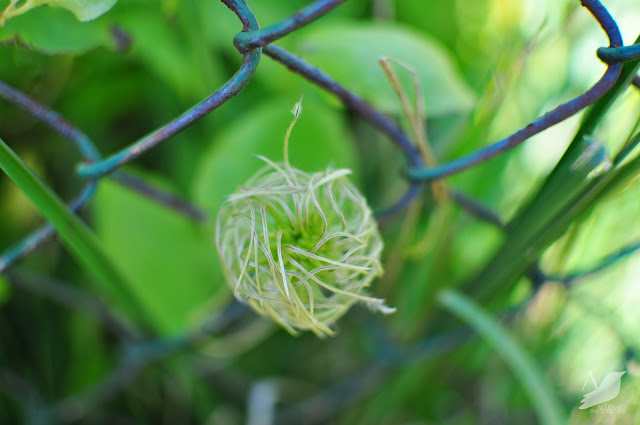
[{"xmin": 215, "ymin": 157, "xmax": 392, "ymax": 337}]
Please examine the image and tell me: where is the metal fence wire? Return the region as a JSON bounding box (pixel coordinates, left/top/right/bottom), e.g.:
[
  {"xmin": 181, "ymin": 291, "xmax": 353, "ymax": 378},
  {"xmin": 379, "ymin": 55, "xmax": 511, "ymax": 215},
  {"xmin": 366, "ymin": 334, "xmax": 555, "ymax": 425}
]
[{"xmin": 1, "ymin": 0, "xmax": 640, "ymax": 423}]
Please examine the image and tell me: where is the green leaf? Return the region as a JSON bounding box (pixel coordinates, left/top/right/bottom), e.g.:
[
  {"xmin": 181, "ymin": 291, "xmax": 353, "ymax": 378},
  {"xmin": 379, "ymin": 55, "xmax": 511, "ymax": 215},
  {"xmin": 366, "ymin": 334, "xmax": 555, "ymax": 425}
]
[
  {"xmin": 0, "ymin": 0, "xmax": 115, "ymax": 26},
  {"xmin": 41, "ymin": 0, "xmax": 117, "ymax": 21},
  {"xmin": 294, "ymin": 22, "xmax": 474, "ymax": 116},
  {"xmin": 93, "ymin": 174, "xmax": 225, "ymax": 334},
  {"xmin": 0, "ymin": 7, "xmax": 113, "ymax": 54},
  {"xmin": 192, "ymin": 95, "xmax": 359, "ymax": 217},
  {"xmin": 113, "ymin": 8, "xmax": 210, "ymax": 100},
  {"xmin": 439, "ymin": 289, "xmax": 567, "ymax": 425}
]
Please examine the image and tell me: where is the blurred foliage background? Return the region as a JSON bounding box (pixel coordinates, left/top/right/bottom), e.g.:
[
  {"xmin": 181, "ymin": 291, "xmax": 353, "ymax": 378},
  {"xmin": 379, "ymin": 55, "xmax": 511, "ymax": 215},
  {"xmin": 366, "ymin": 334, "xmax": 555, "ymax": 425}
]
[{"xmin": 1, "ymin": 0, "xmax": 640, "ymax": 423}]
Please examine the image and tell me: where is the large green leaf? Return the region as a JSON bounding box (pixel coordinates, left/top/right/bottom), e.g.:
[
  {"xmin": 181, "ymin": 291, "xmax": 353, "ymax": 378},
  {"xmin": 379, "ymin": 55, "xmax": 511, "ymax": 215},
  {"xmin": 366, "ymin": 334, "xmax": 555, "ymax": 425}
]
[
  {"xmin": 43, "ymin": 0, "xmax": 117, "ymax": 21},
  {"xmin": 294, "ymin": 22, "xmax": 475, "ymax": 116},
  {"xmin": 113, "ymin": 7, "xmax": 216, "ymax": 101},
  {"xmin": 93, "ymin": 174, "xmax": 224, "ymax": 334},
  {"xmin": 0, "ymin": 7, "xmax": 113, "ymax": 54},
  {"xmin": 193, "ymin": 95, "xmax": 359, "ymax": 217},
  {"xmin": 0, "ymin": 0, "xmax": 116, "ymax": 25}
]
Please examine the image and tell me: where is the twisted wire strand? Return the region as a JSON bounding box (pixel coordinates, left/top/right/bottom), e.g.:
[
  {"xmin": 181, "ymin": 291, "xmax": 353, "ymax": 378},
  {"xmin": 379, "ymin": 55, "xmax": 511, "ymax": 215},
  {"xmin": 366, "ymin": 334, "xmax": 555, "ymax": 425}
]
[
  {"xmin": 597, "ymin": 42, "xmax": 640, "ymax": 64},
  {"xmin": 75, "ymin": 0, "xmax": 261, "ymax": 179},
  {"xmin": 0, "ymin": 81, "xmax": 99, "ymax": 161},
  {"xmin": 234, "ymin": 0, "xmax": 349, "ymax": 52},
  {"xmin": 539, "ymin": 239, "xmax": 640, "ymax": 284}
]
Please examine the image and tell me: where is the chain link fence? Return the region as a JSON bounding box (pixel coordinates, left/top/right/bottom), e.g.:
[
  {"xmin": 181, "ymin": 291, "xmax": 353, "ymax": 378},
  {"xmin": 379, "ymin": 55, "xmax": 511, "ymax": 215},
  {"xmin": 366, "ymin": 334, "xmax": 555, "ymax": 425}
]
[{"xmin": 1, "ymin": 0, "xmax": 640, "ymax": 423}]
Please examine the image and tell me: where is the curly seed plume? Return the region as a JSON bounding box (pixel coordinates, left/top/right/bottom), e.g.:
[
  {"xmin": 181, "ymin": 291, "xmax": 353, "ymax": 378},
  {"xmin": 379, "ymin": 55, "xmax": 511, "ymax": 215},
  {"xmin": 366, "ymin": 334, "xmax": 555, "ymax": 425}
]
[{"xmin": 215, "ymin": 156, "xmax": 392, "ymax": 337}]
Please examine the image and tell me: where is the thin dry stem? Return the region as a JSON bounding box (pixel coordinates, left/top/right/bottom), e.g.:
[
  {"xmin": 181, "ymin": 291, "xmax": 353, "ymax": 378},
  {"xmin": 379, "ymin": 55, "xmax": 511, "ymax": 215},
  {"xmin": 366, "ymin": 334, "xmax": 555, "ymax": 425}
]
[{"xmin": 377, "ymin": 57, "xmax": 447, "ymax": 201}]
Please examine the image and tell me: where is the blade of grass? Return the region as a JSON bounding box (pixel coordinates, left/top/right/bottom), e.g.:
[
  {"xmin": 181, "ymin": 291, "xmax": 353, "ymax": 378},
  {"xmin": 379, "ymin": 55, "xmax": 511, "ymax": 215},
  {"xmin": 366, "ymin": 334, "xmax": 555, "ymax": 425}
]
[
  {"xmin": 0, "ymin": 137, "xmax": 152, "ymax": 323},
  {"xmin": 438, "ymin": 289, "xmax": 566, "ymax": 425},
  {"xmin": 472, "ymin": 140, "xmax": 611, "ymax": 300},
  {"xmin": 516, "ymin": 136, "xmax": 640, "ymax": 270}
]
